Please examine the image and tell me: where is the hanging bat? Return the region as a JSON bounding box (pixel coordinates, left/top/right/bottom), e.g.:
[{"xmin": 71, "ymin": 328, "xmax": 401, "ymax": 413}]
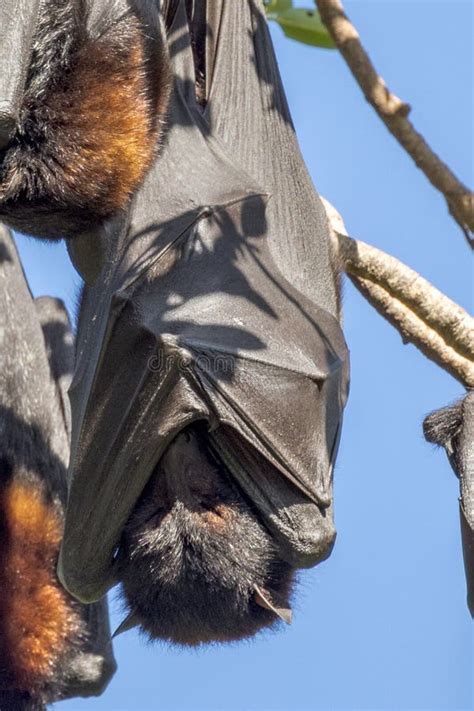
[
  {"xmin": 0, "ymin": 0, "xmax": 171, "ymax": 240},
  {"xmin": 54, "ymin": 0, "xmax": 350, "ymax": 646},
  {"xmin": 0, "ymin": 225, "xmax": 116, "ymax": 708},
  {"xmin": 424, "ymin": 394, "xmax": 474, "ymax": 617}
]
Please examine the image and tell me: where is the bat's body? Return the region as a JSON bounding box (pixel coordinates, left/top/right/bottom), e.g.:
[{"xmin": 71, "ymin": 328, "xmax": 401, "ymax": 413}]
[
  {"xmin": 57, "ymin": 1, "xmax": 349, "ymax": 645},
  {"xmin": 1, "ymin": 0, "xmax": 350, "ymax": 647},
  {"xmin": 424, "ymin": 395, "xmax": 474, "ymax": 617},
  {"xmin": 0, "ymin": 226, "xmax": 115, "ymax": 707},
  {"xmin": 0, "ymin": 0, "xmax": 170, "ymax": 239}
]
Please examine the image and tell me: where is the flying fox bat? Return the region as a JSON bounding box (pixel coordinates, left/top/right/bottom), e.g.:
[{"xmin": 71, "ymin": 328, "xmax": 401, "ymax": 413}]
[
  {"xmin": 0, "ymin": 225, "xmax": 116, "ymax": 708},
  {"xmin": 55, "ymin": 0, "xmax": 350, "ymax": 645},
  {"xmin": 0, "ymin": 0, "xmax": 350, "ymax": 646},
  {"xmin": 424, "ymin": 394, "xmax": 474, "ymax": 617},
  {"xmin": 0, "ymin": 0, "xmax": 171, "ymax": 240}
]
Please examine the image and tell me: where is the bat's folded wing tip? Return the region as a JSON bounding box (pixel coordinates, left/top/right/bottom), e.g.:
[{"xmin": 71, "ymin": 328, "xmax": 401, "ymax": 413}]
[{"xmin": 57, "ymin": 548, "xmax": 113, "ymax": 605}]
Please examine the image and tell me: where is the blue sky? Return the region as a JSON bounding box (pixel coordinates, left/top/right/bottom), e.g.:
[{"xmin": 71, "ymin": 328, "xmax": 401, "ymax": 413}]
[{"xmin": 15, "ymin": 1, "xmax": 472, "ymax": 709}]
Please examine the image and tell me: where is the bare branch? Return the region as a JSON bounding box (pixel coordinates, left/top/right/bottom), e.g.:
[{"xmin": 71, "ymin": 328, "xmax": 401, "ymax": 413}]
[
  {"xmin": 337, "ymin": 234, "xmax": 474, "ymax": 362},
  {"xmin": 349, "ymin": 275, "xmax": 474, "ymax": 387},
  {"xmin": 315, "ymin": 0, "xmax": 474, "ymax": 245},
  {"xmin": 323, "ymin": 198, "xmax": 474, "ymax": 387}
]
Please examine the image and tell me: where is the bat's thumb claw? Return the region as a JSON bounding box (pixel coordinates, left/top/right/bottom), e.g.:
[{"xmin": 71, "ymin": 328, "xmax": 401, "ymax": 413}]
[
  {"xmin": 253, "ymin": 586, "xmax": 292, "ymax": 625},
  {"xmin": 113, "ymin": 609, "xmax": 140, "ymax": 637}
]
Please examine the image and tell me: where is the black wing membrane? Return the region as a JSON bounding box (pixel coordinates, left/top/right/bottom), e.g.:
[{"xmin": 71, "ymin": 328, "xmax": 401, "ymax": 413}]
[
  {"xmin": 59, "ymin": 0, "xmax": 349, "ymax": 603},
  {"xmin": 0, "ymin": 226, "xmax": 115, "ymax": 704}
]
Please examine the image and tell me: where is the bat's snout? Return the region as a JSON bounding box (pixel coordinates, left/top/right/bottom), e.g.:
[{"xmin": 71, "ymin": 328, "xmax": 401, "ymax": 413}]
[{"xmin": 0, "ymin": 0, "xmax": 42, "ymax": 149}]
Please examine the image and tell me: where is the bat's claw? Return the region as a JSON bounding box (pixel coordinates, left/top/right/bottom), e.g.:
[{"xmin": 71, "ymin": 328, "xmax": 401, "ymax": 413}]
[
  {"xmin": 113, "ymin": 609, "xmax": 140, "ymax": 638},
  {"xmin": 254, "ymin": 586, "xmax": 292, "ymax": 625}
]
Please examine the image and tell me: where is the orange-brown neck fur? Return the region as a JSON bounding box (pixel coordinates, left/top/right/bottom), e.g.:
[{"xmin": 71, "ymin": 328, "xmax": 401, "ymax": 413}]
[
  {"xmin": 0, "ymin": 475, "xmax": 82, "ymax": 704},
  {"xmin": 0, "ymin": 0, "xmax": 171, "ymax": 239}
]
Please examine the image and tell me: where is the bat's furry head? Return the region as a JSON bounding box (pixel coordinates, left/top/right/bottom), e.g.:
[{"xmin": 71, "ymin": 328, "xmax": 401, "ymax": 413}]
[
  {"xmin": 0, "ymin": 0, "xmax": 171, "ymax": 239},
  {"xmin": 118, "ymin": 426, "xmax": 295, "ymax": 646}
]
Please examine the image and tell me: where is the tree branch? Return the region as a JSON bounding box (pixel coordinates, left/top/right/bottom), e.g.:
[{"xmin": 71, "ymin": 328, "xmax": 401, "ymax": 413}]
[
  {"xmin": 315, "ymin": 0, "xmax": 474, "ymax": 246},
  {"xmin": 323, "ymin": 198, "xmax": 474, "ymax": 387}
]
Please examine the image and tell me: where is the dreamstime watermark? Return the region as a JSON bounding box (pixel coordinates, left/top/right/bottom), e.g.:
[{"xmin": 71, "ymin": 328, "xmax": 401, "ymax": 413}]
[{"xmin": 148, "ymin": 349, "xmax": 236, "ymax": 376}]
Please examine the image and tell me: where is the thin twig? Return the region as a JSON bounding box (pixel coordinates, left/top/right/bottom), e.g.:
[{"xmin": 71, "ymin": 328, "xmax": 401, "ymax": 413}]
[
  {"xmin": 315, "ymin": 0, "xmax": 474, "ymax": 246},
  {"xmin": 323, "ymin": 198, "xmax": 474, "ymax": 387}
]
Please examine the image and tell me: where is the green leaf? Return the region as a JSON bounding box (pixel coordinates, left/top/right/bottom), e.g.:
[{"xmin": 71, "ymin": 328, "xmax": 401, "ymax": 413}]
[
  {"xmin": 267, "ymin": 8, "xmax": 336, "ymax": 49},
  {"xmin": 264, "ymin": 0, "xmax": 293, "ymax": 14}
]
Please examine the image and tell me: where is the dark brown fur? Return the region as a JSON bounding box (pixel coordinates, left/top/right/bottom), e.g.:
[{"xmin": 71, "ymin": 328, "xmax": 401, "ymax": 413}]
[
  {"xmin": 0, "ymin": 689, "xmax": 45, "ymax": 711},
  {"xmin": 0, "ymin": 0, "xmax": 171, "ymax": 239},
  {"xmin": 118, "ymin": 425, "xmax": 295, "ymax": 646}
]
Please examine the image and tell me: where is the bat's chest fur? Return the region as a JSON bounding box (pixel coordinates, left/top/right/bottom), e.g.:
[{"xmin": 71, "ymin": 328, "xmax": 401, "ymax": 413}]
[{"xmin": 0, "ymin": 0, "xmax": 170, "ymax": 239}]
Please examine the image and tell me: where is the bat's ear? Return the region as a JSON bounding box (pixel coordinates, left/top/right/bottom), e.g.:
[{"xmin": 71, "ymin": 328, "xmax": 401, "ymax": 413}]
[{"xmin": 253, "ymin": 587, "xmax": 292, "ymax": 625}]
